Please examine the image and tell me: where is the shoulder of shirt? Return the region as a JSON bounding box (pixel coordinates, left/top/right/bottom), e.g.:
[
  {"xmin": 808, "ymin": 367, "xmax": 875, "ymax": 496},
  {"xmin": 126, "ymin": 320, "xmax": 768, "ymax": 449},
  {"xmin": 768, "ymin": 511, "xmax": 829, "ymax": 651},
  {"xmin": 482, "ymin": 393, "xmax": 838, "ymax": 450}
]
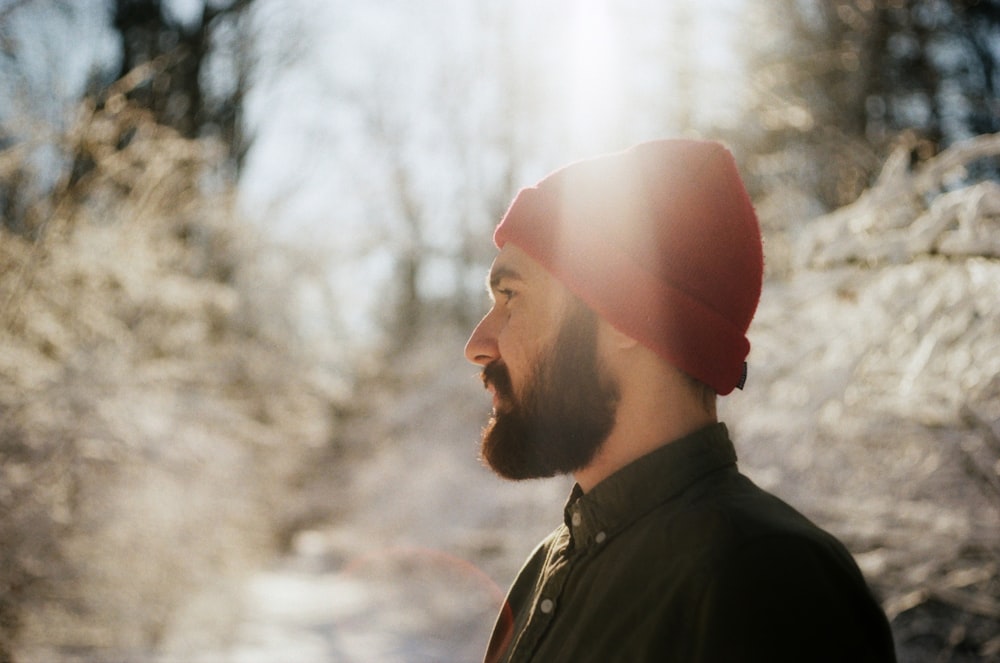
[{"xmin": 611, "ymin": 471, "xmax": 859, "ymax": 577}]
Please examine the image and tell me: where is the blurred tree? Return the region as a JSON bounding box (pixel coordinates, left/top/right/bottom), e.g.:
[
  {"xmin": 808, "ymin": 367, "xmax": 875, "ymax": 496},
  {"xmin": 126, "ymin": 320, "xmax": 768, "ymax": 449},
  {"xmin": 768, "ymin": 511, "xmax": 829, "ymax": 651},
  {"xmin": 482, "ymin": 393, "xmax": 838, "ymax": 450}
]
[
  {"xmin": 742, "ymin": 0, "xmax": 1000, "ymax": 214},
  {"xmin": 314, "ymin": 0, "xmax": 535, "ymax": 352},
  {"xmin": 1, "ymin": 0, "xmax": 259, "ymax": 236},
  {"xmin": 112, "ymin": 0, "xmax": 256, "ymax": 173}
]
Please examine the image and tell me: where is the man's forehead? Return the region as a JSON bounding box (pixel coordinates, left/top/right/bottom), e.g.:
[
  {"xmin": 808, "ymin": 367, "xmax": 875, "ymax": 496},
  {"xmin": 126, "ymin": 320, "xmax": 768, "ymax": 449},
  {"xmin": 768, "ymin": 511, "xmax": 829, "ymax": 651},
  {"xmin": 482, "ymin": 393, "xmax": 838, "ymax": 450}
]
[{"xmin": 490, "ymin": 242, "xmax": 544, "ymax": 274}]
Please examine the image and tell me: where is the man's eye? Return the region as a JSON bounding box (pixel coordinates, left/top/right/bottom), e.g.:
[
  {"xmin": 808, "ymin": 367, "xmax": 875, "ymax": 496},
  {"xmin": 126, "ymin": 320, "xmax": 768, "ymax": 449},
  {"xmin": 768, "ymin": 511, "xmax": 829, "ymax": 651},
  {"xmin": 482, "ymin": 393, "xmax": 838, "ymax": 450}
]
[{"xmin": 497, "ymin": 288, "xmax": 516, "ymax": 302}]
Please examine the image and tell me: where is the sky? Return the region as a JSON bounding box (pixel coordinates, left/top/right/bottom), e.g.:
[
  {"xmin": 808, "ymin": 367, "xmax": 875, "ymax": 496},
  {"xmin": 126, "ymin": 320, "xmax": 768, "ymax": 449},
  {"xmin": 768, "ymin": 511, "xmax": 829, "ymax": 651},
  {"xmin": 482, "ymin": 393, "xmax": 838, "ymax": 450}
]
[{"xmin": 239, "ymin": 0, "xmax": 748, "ymax": 231}]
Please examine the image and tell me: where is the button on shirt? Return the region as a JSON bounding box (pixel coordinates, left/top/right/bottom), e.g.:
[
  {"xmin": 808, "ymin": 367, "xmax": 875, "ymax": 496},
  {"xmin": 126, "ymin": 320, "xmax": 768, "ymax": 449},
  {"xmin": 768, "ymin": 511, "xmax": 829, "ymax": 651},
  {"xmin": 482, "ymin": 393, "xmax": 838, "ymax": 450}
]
[{"xmin": 483, "ymin": 423, "xmax": 897, "ymax": 663}]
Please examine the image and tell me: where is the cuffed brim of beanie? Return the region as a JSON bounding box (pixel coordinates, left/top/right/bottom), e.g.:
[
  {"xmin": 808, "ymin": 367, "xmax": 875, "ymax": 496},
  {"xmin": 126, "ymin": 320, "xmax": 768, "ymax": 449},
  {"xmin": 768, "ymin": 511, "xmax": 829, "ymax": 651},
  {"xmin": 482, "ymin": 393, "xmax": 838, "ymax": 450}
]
[{"xmin": 495, "ymin": 188, "xmax": 750, "ymax": 395}]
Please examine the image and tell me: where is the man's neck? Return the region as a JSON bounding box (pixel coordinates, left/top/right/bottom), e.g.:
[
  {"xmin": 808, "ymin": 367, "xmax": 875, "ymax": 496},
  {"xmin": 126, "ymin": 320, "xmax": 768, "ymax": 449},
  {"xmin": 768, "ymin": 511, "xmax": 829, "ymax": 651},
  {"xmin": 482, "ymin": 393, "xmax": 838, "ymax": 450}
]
[{"xmin": 573, "ymin": 371, "xmax": 717, "ymax": 493}]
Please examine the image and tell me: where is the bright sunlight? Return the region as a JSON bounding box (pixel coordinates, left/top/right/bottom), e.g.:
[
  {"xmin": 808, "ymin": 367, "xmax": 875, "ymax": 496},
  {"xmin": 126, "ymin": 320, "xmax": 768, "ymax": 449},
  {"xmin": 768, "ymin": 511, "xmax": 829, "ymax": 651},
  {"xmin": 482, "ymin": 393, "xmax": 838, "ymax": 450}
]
[{"xmin": 563, "ymin": 0, "xmax": 627, "ymax": 147}]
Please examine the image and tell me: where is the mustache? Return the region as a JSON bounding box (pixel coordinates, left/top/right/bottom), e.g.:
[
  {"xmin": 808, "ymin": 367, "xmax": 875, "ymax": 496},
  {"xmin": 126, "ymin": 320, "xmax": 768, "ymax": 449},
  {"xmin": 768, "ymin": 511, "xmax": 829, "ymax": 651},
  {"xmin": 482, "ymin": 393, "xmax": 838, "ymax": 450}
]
[{"xmin": 482, "ymin": 360, "xmax": 514, "ymax": 399}]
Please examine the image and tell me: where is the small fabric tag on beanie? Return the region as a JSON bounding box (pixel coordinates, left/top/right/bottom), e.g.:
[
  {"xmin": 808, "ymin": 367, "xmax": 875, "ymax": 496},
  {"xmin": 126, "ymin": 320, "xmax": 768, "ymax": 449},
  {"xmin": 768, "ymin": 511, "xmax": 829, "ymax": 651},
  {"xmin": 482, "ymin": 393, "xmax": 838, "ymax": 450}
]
[{"xmin": 736, "ymin": 362, "xmax": 748, "ymax": 390}]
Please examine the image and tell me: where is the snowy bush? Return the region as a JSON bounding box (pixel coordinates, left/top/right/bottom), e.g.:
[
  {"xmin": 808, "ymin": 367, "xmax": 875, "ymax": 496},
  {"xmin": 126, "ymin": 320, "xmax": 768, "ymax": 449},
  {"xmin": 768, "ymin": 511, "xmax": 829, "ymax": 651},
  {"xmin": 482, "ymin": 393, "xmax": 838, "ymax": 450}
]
[
  {"xmin": 0, "ymin": 96, "xmax": 338, "ymax": 660},
  {"xmin": 725, "ymin": 133, "xmax": 1000, "ymax": 659}
]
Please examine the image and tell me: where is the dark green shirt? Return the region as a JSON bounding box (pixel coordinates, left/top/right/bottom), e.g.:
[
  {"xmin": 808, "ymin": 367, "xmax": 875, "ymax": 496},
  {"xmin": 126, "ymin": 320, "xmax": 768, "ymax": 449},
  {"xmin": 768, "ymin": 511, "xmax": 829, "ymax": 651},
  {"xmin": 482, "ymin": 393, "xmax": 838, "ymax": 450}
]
[{"xmin": 484, "ymin": 424, "xmax": 896, "ymax": 662}]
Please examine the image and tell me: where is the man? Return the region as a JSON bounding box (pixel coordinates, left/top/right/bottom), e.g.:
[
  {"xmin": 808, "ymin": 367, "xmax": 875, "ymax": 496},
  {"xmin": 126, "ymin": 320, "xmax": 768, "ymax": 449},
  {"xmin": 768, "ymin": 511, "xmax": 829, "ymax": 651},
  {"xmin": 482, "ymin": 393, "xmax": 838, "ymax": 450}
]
[{"xmin": 464, "ymin": 140, "xmax": 897, "ymax": 662}]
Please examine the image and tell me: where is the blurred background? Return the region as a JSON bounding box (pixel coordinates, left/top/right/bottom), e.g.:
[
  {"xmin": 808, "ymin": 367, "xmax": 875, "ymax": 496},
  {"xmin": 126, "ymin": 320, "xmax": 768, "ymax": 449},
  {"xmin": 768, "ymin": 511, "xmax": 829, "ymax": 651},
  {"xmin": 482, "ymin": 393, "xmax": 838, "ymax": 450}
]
[{"xmin": 1, "ymin": 0, "xmax": 999, "ymax": 661}]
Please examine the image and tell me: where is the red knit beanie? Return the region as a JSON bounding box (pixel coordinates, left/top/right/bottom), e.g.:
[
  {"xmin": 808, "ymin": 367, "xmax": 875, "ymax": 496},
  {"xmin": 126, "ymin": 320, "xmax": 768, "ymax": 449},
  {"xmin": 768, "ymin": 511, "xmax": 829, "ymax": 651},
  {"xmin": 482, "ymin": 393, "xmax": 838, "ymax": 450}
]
[{"xmin": 493, "ymin": 139, "xmax": 763, "ymax": 395}]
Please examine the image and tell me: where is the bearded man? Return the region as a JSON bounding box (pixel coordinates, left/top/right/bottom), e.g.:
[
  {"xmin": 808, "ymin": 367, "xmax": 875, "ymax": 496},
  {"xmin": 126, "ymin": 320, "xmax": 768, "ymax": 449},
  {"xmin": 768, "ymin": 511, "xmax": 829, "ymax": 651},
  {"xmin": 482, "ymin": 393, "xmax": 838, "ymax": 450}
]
[{"xmin": 464, "ymin": 140, "xmax": 897, "ymax": 662}]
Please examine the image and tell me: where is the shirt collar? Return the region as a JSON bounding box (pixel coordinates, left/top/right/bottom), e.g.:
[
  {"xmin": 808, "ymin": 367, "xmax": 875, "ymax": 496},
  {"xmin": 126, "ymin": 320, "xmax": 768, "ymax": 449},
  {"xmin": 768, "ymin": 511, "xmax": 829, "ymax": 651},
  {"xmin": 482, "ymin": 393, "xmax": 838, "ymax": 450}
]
[{"xmin": 563, "ymin": 423, "xmax": 737, "ymax": 548}]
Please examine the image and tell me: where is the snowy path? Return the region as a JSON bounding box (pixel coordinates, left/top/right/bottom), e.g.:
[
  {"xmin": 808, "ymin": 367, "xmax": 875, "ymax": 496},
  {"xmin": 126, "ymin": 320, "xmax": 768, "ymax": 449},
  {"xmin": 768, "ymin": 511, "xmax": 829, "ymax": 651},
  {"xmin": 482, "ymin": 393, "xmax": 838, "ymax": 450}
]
[
  {"xmin": 158, "ymin": 328, "xmax": 571, "ymax": 663},
  {"xmin": 215, "ymin": 537, "xmax": 507, "ymax": 663}
]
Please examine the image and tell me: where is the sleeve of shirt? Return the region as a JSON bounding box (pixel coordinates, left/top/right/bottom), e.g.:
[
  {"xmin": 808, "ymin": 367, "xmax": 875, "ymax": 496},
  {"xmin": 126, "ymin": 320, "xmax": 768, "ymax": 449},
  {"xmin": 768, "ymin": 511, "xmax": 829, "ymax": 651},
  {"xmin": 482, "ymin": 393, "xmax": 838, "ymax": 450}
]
[{"xmin": 688, "ymin": 534, "xmax": 897, "ymax": 663}]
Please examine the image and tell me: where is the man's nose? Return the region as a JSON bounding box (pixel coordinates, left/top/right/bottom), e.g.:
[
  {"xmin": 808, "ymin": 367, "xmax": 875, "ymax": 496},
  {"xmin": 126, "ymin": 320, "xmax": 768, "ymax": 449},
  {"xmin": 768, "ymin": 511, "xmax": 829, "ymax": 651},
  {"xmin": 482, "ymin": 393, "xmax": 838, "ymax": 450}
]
[{"xmin": 464, "ymin": 311, "xmax": 500, "ymax": 366}]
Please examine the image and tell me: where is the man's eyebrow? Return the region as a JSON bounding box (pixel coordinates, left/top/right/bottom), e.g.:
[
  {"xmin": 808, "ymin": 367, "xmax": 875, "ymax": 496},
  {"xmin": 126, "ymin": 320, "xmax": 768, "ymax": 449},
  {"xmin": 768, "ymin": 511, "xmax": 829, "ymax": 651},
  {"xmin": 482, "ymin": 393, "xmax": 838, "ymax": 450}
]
[
  {"xmin": 486, "ymin": 266, "xmax": 523, "ymax": 299},
  {"xmin": 487, "ymin": 266, "xmax": 522, "ymax": 291}
]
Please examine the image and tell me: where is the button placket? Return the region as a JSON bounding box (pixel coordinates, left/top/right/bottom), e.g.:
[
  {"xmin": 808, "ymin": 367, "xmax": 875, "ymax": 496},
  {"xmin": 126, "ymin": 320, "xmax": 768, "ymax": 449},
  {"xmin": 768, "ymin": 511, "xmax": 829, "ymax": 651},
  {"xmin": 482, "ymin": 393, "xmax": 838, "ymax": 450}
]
[{"xmin": 507, "ymin": 529, "xmax": 574, "ymax": 659}]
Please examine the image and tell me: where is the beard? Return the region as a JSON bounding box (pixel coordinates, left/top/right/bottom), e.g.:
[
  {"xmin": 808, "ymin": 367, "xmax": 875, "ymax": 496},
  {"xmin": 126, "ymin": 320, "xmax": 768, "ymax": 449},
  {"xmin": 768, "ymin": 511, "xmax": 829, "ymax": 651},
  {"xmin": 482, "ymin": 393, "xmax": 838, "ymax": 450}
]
[{"xmin": 479, "ymin": 302, "xmax": 620, "ymax": 480}]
